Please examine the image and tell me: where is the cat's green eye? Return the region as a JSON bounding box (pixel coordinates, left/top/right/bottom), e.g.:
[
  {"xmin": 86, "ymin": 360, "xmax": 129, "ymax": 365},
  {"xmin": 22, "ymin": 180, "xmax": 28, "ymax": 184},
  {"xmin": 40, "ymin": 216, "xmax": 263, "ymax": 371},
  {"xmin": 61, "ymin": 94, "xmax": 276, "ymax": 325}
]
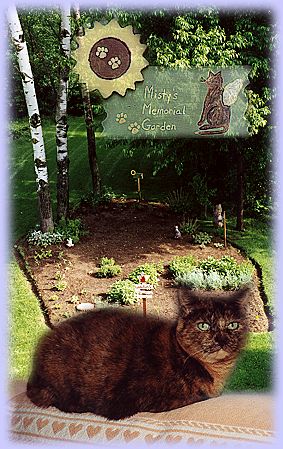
[
  {"xmin": 227, "ymin": 322, "xmax": 240, "ymax": 330},
  {"xmin": 197, "ymin": 322, "xmax": 210, "ymax": 331}
]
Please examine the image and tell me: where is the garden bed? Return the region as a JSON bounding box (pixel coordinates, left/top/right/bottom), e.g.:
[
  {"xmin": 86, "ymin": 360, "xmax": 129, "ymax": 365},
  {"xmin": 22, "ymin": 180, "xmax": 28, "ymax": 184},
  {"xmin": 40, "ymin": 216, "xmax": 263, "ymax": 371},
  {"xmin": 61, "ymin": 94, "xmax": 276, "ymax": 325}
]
[{"xmin": 15, "ymin": 200, "xmax": 269, "ymax": 332}]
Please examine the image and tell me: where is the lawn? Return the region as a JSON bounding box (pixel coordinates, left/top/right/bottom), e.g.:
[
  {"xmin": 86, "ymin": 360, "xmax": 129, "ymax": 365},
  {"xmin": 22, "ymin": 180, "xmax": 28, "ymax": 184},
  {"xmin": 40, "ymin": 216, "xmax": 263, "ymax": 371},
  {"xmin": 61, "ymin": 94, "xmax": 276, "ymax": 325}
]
[{"xmin": 9, "ymin": 116, "xmax": 274, "ymax": 391}]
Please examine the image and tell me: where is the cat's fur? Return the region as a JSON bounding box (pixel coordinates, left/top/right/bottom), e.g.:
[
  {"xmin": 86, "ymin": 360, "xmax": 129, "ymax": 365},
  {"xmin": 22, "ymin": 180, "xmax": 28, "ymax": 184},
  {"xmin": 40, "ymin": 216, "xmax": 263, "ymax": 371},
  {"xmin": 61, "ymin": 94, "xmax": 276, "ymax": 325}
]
[
  {"xmin": 196, "ymin": 71, "xmax": 230, "ymax": 135},
  {"xmin": 27, "ymin": 288, "xmax": 248, "ymax": 420}
]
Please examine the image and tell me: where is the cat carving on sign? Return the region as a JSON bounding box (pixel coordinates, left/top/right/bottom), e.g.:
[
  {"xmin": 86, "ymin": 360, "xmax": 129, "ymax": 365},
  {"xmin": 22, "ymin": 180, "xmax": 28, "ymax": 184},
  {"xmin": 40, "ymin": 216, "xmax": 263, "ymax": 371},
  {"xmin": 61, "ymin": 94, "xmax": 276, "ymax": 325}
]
[{"xmin": 196, "ymin": 71, "xmax": 243, "ymax": 136}]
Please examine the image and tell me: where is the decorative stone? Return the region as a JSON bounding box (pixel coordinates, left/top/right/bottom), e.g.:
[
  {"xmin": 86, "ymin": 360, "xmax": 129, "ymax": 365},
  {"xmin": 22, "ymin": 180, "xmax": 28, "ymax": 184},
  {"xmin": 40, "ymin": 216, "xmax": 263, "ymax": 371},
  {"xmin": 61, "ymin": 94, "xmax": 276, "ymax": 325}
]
[{"xmin": 76, "ymin": 302, "xmax": 95, "ymax": 311}]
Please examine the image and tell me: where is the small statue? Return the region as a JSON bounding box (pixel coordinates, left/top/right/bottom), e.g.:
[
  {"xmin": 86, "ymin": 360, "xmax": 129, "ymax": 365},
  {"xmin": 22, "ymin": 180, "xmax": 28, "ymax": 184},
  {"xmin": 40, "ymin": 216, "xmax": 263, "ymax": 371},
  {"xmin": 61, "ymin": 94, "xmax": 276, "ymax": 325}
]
[
  {"xmin": 66, "ymin": 238, "xmax": 74, "ymax": 247},
  {"xmin": 174, "ymin": 225, "xmax": 182, "ymax": 239},
  {"xmin": 213, "ymin": 204, "xmax": 223, "ymax": 228}
]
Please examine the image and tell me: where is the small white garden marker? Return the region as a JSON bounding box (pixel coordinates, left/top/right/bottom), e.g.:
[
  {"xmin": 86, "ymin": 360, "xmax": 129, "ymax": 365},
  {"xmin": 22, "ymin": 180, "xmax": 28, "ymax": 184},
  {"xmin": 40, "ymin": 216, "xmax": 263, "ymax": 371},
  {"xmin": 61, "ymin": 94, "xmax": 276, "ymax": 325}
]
[{"xmin": 135, "ymin": 273, "xmax": 153, "ymax": 316}]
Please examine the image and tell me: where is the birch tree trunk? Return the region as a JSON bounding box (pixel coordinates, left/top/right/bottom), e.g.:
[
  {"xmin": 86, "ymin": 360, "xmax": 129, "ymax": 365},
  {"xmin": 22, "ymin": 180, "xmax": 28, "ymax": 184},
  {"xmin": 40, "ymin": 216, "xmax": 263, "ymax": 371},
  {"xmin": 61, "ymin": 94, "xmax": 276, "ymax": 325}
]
[
  {"xmin": 7, "ymin": 6, "xmax": 54, "ymax": 232},
  {"xmin": 74, "ymin": 6, "xmax": 101, "ymax": 195},
  {"xmin": 56, "ymin": 7, "xmax": 71, "ymax": 221}
]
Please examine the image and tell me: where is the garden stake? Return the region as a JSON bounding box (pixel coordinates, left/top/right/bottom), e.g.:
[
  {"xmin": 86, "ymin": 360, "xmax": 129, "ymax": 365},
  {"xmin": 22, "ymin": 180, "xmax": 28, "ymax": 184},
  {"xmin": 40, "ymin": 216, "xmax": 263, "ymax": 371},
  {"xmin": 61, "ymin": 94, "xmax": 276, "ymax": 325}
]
[
  {"xmin": 135, "ymin": 274, "xmax": 153, "ymax": 317},
  {"xmin": 131, "ymin": 170, "xmax": 143, "ymax": 202},
  {"xmin": 223, "ymin": 211, "xmax": 227, "ymax": 248}
]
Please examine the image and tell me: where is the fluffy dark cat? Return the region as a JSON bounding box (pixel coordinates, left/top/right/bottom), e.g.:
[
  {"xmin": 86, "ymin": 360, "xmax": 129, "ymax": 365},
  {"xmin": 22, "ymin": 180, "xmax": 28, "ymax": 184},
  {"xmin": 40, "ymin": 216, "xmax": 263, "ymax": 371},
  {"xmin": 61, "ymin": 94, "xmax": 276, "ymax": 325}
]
[
  {"xmin": 196, "ymin": 71, "xmax": 230, "ymax": 135},
  {"xmin": 27, "ymin": 288, "xmax": 248, "ymax": 420}
]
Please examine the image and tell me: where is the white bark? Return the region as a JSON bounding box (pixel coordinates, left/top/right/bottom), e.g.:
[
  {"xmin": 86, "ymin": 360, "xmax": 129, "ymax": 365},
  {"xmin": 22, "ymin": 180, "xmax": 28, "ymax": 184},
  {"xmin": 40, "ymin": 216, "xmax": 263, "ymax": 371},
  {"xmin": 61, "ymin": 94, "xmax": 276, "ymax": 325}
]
[
  {"xmin": 7, "ymin": 6, "xmax": 54, "ymax": 232},
  {"xmin": 7, "ymin": 6, "xmax": 49, "ymax": 188},
  {"xmin": 56, "ymin": 6, "xmax": 71, "ymax": 163},
  {"xmin": 56, "ymin": 6, "xmax": 71, "ymax": 220}
]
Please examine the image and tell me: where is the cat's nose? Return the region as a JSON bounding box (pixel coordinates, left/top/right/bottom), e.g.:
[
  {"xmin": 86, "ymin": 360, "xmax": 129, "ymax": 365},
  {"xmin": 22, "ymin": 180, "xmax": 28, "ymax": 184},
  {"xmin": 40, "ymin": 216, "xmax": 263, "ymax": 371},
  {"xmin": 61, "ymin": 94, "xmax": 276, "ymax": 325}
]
[{"xmin": 215, "ymin": 335, "xmax": 229, "ymax": 348}]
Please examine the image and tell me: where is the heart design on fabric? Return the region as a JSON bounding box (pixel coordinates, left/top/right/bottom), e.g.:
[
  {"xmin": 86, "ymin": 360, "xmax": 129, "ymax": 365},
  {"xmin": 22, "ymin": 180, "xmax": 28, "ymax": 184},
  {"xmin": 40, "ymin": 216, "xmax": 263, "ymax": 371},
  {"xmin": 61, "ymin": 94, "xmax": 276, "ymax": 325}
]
[
  {"xmin": 165, "ymin": 435, "xmax": 182, "ymax": 443},
  {"xmin": 145, "ymin": 434, "xmax": 163, "ymax": 444},
  {"xmin": 23, "ymin": 417, "xmax": 34, "ymax": 428},
  {"xmin": 105, "ymin": 428, "xmax": 120, "ymax": 440},
  {"xmin": 86, "ymin": 425, "xmax": 102, "ymax": 438},
  {"xmin": 69, "ymin": 423, "xmax": 83, "ymax": 437},
  {"xmin": 52, "ymin": 421, "xmax": 66, "ymax": 434},
  {"xmin": 36, "ymin": 418, "xmax": 49, "ymax": 431},
  {"xmin": 123, "ymin": 430, "xmax": 140, "ymax": 442}
]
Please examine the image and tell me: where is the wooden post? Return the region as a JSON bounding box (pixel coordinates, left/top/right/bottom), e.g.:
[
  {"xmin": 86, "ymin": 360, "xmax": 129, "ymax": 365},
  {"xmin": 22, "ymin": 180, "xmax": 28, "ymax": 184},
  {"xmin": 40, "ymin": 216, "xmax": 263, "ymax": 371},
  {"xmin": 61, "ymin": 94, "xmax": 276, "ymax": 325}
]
[
  {"xmin": 223, "ymin": 211, "xmax": 227, "ymax": 248},
  {"xmin": 138, "ymin": 178, "xmax": 141, "ymax": 201},
  {"xmin": 143, "ymin": 298, "xmax": 147, "ymax": 316}
]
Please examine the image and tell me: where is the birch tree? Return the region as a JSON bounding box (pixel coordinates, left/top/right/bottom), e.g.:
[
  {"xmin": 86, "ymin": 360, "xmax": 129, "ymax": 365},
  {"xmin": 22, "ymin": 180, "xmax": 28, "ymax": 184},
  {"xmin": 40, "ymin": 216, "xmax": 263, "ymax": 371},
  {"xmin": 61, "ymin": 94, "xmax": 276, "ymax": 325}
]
[
  {"xmin": 56, "ymin": 6, "xmax": 71, "ymax": 221},
  {"xmin": 7, "ymin": 6, "xmax": 54, "ymax": 232},
  {"xmin": 74, "ymin": 6, "xmax": 101, "ymax": 195}
]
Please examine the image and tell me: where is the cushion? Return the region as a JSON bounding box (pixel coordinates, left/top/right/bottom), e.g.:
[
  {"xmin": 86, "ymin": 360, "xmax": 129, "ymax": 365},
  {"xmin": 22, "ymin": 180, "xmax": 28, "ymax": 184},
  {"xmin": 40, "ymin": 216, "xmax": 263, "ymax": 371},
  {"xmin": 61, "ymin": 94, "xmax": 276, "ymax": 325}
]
[{"xmin": 9, "ymin": 382, "xmax": 274, "ymax": 446}]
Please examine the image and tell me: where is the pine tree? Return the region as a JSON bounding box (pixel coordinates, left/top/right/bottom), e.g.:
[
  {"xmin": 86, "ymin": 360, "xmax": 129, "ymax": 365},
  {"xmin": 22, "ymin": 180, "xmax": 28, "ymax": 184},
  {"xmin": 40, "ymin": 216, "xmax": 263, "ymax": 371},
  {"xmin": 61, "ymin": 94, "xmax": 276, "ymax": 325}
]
[{"xmin": 7, "ymin": 6, "xmax": 54, "ymax": 232}]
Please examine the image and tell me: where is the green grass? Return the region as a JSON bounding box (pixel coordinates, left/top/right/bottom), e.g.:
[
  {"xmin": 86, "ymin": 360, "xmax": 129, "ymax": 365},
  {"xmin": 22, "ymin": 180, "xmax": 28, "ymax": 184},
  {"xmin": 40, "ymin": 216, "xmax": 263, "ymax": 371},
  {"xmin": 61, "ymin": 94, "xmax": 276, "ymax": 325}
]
[
  {"xmin": 226, "ymin": 333, "xmax": 273, "ymax": 391},
  {"xmin": 9, "ymin": 259, "xmax": 48, "ymax": 380},
  {"xmin": 9, "ymin": 116, "xmax": 274, "ymax": 390},
  {"xmin": 11, "ymin": 116, "xmax": 178, "ymax": 240},
  {"xmin": 228, "ymin": 218, "xmax": 274, "ymax": 313},
  {"xmin": 200, "ymin": 217, "xmax": 274, "ymax": 312}
]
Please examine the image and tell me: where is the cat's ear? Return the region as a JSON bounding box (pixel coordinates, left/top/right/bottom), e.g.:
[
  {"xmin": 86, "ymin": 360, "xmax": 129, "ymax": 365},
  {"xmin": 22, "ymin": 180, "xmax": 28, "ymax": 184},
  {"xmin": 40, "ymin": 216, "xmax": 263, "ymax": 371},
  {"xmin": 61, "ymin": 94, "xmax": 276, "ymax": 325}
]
[
  {"xmin": 177, "ymin": 288, "xmax": 199, "ymax": 315},
  {"xmin": 225, "ymin": 286, "xmax": 251, "ymax": 308}
]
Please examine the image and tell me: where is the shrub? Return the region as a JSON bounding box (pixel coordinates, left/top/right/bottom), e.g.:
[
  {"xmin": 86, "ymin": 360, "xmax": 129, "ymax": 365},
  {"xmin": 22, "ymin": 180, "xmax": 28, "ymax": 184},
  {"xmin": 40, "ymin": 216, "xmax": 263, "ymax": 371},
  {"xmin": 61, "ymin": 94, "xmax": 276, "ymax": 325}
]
[
  {"xmin": 27, "ymin": 229, "xmax": 64, "ymax": 247},
  {"xmin": 96, "ymin": 257, "xmax": 122, "ymax": 278},
  {"xmin": 192, "ymin": 232, "xmax": 212, "ymax": 246},
  {"xmin": 198, "ymin": 255, "xmax": 254, "ymax": 278},
  {"xmin": 56, "ymin": 218, "xmax": 87, "ymax": 244},
  {"xmin": 166, "ymin": 188, "xmax": 192, "ymax": 215},
  {"xmin": 108, "ymin": 280, "xmax": 137, "ymax": 305},
  {"xmin": 168, "ymin": 255, "xmax": 197, "ymax": 277},
  {"xmin": 93, "ymin": 186, "xmax": 116, "ymax": 206},
  {"xmin": 9, "ymin": 120, "xmax": 30, "ymax": 139},
  {"xmin": 174, "ymin": 255, "xmax": 254, "ymax": 290},
  {"xmin": 128, "ymin": 262, "xmax": 163, "ymax": 286},
  {"xmin": 180, "ymin": 218, "xmax": 199, "ymax": 235}
]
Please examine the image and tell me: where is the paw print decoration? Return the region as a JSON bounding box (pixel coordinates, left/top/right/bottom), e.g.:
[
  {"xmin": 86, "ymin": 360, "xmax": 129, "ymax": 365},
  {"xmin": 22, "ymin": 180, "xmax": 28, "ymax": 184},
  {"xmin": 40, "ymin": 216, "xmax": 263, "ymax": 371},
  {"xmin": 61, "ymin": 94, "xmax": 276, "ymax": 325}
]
[
  {"xmin": 108, "ymin": 56, "xmax": 121, "ymax": 70},
  {"xmin": 128, "ymin": 122, "xmax": 141, "ymax": 135},
  {"xmin": 73, "ymin": 19, "xmax": 149, "ymax": 98},
  {"xmin": 116, "ymin": 113, "xmax": 127, "ymax": 124},
  {"xmin": 95, "ymin": 46, "xmax": 108, "ymax": 59},
  {"xmin": 89, "ymin": 37, "xmax": 130, "ymax": 81}
]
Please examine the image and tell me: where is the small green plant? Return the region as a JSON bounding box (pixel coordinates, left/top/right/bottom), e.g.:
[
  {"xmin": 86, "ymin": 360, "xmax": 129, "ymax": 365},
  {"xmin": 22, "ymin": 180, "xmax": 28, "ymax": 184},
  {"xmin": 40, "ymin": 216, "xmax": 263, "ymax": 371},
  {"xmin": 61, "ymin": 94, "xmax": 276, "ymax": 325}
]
[
  {"xmin": 28, "ymin": 229, "xmax": 63, "ymax": 247},
  {"xmin": 33, "ymin": 249, "xmax": 53, "ymax": 262},
  {"xmin": 180, "ymin": 218, "xmax": 199, "ymax": 235},
  {"xmin": 174, "ymin": 255, "xmax": 254, "ymax": 290},
  {"xmin": 49, "ymin": 294, "xmax": 59, "ymax": 302},
  {"xmin": 168, "ymin": 255, "xmax": 197, "ymax": 277},
  {"xmin": 128, "ymin": 262, "xmax": 163, "ymax": 286},
  {"xmin": 108, "ymin": 279, "xmax": 137, "ymax": 305},
  {"xmin": 166, "ymin": 187, "xmax": 192, "ymax": 215},
  {"xmin": 51, "ymin": 303, "xmax": 62, "ymax": 310},
  {"xmin": 93, "ymin": 186, "xmax": 116, "ymax": 206},
  {"xmin": 96, "ymin": 257, "xmax": 122, "ymax": 278},
  {"xmin": 54, "ymin": 271, "xmax": 65, "ymax": 281},
  {"xmin": 56, "ymin": 218, "xmax": 87, "ymax": 244},
  {"xmin": 54, "ymin": 281, "xmax": 68, "ymax": 291},
  {"xmin": 80, "ymin": 288, "xmax": 88, "ymax": 296},
  {"xmin": 213, "ymin": 242, "xmax": 224, "ymax": 248},
  {"xmin": 68, "ymin": 295, "xmax": 80, "ymax": 304},
  {"xmin": 192, "ymin": 232, "xmax": 212, "ymax": 246}
]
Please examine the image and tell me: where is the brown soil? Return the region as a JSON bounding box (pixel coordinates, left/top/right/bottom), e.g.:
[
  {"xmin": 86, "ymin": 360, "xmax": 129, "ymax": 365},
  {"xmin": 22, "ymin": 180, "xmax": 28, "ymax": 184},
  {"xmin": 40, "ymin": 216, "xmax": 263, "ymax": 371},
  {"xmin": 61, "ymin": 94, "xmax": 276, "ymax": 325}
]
[{"xmin": 16, "ymin": 200, "xmax": 269, "ymax": 332}]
